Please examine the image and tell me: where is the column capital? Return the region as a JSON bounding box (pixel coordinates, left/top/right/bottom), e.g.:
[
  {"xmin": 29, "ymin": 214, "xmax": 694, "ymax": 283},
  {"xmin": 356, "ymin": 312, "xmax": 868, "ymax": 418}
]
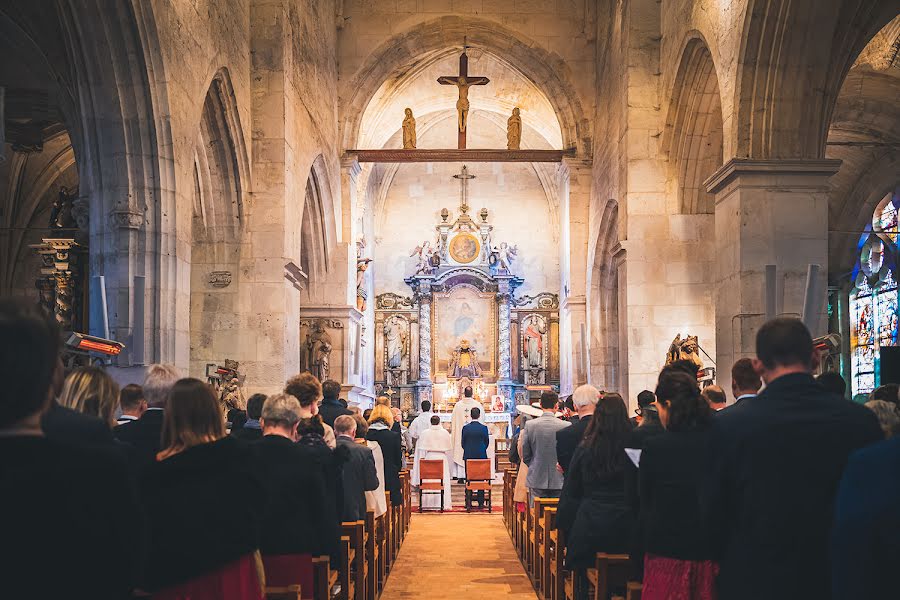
[
  {"xmin": 705, "ymin": 158, "xmax": 842, "ymax": 195},
  {"xmin": 557, "ymin": 156, "xmax": 593, "ymax": 178},
  {"xmin": 341, "ymin": 154, "xmax": 362, "ymax": 177}
]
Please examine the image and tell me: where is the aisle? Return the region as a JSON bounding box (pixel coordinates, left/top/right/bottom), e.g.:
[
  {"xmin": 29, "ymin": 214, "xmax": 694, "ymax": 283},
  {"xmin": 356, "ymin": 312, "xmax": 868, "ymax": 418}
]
[{"xmin": 380, "ymin": 513, "xmax": 536, "ymax": 599}]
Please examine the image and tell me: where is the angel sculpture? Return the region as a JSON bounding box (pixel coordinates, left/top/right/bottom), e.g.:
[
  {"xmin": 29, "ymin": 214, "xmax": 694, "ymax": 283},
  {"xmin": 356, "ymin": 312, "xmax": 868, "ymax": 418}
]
[
  {"xmin": 496, "ymin": 242, "xmax": 518, "ymax": 273},
  {"xmin": 410, "ymin": 240, "xmax": 433, "ymax": 274}
]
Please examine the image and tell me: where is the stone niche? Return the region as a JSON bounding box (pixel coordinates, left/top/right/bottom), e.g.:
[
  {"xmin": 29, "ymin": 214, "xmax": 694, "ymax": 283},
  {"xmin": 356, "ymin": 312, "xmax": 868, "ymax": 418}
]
[{"xmin": 298, "ymin": 306, "xmax": 366, "ymax": 404}]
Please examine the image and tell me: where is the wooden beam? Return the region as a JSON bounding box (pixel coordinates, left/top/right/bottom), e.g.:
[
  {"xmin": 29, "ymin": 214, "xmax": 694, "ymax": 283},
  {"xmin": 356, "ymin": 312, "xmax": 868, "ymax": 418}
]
[{"xmin": 346, "ymin": 149, "xmax": 572, "ymax": 163}]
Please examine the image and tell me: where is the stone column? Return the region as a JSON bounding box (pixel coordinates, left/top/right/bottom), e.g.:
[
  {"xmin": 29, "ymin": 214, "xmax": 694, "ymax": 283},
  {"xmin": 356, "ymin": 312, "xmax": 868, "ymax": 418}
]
[
  {"xmin": 558, "ymin": 157, "xmax": 592, "ymax": 393},
  {"xmin": 414, "ymin": 276, "xmax": 434, "ymax": 406},
  {"xmin": 496, "ymin": 275, "xmax": 515, "ymax": 408},
  {"xmin": 705, "ymin": 159, "xmax": 839, "ymax": 392}
]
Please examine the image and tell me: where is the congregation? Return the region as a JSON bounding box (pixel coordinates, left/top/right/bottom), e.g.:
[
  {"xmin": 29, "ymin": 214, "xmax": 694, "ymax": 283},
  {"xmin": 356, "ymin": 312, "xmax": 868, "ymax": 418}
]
[
  {"xmin": 3, "ymin": 296, "xmax": 900, "ymax": 600},
  {"xmin": 506, "ymin": 318, "xmax": 900, "ymax": 600}
]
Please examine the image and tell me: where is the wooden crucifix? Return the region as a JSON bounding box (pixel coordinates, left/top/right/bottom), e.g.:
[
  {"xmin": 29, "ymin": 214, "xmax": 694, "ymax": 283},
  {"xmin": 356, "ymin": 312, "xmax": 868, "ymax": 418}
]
[{"xmin": 437, "ymin": 47, "xmax": 490, "ymax": 149}]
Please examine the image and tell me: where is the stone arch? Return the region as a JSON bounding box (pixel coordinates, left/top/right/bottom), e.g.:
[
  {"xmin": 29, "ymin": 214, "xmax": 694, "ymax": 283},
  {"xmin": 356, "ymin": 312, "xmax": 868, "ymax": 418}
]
[
  {"xmin": 340, "ymin": 15, "xmax": 590, "ymax": 155},
  {"xmin": 588, "ymin": 199, "xmax": 620, "ymax": 390},
  {"xmin": 734, "ymin": 0, "xmax": 898, "ymax": 159},
  {"xmin": 663, "ymin": 35, "xmax": 725, "ymax": 215},
  {"xmin": 188, "ymin": 68, "xmax": 250, "ymax": 378},
  {"xmin": 300, "ymin": 156, "xmax": 334, "ymax": 285}
]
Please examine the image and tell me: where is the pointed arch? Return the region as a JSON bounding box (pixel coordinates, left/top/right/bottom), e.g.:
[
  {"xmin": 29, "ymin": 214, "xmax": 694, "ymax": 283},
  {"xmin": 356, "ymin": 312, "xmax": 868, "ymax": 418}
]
[{"xmin": 662, "ymin": 35, "xmax": 724, "ymax": 215}]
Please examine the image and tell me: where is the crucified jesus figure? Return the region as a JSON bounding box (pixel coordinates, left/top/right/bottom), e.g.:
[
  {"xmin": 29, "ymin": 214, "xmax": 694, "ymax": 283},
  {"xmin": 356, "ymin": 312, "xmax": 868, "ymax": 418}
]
[{"xmin": 438, "ymin": 49, "xmax": 490, "ymax": 148}]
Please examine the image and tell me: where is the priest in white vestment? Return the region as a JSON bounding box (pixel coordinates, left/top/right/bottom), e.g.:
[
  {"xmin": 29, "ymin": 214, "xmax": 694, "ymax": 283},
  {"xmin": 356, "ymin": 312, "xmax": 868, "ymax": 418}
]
[
  {"xmin": 450, "ymin": 386, "xmax": 483, "ymax": 478},
  {"xmin": 411, "ymin": 415, "xmax": 453, "ymax": 510}
]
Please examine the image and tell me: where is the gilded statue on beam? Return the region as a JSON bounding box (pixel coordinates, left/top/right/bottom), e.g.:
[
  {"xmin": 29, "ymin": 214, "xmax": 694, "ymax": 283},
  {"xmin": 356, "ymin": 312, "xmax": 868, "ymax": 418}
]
[
  {"xmin": 507, "ymin": 107, "xmax": 522, "ymax": 150},
  {"xmin": 402, "ymin": 108, "xmax": 417, "ymax": 149}
]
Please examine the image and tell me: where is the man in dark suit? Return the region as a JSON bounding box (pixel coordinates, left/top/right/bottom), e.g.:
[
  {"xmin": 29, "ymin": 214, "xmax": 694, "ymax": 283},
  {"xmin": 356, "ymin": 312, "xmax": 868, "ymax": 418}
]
[
  {"xmin": 729, "ymin": 357, "xmax": 761, "ymax": 408},
  {"xmin": 253, "ymin": 393, "xmax": 341, "ymax": 559},
  {"xmin": 232, "ymin": 393, "xmax": 265, "ymax": 442},
  {"xmin": 706, "ymin": 318, "xmax": 882, "ymax": 600},
  {"xmin": 318, "ymin": 379, "xmax": 352, "ymax": 428},
  {"xmin": 334, "ymin": 415, "xmax": 379, "ymax": 521},
  {"xmin": 556, "ymin": 384, "xmax": 599, "ymax": 474},
  {"xmin": 115, "ymin": 363, "xmax": 180, "ymax": 464},
  {"xmin": 461, "ymin": 407, "xmax": 491, "ymax": 506}
]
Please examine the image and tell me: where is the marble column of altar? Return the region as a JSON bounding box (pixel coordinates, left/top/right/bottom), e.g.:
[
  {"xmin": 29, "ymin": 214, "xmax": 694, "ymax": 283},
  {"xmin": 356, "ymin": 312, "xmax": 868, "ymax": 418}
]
[
  {"xmin": 496, "ymin": 274, "xmax": 516, "ymax": 409},
  {"xmin": 415, "ymin": 276, "xmax": 434, "ymax": 408}
]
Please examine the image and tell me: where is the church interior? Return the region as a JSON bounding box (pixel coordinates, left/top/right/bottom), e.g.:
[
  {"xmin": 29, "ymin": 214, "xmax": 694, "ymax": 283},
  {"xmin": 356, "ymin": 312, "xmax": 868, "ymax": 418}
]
[{"xmin": 2, "ymin": 1, "xmax": 900, "ymax": 599}]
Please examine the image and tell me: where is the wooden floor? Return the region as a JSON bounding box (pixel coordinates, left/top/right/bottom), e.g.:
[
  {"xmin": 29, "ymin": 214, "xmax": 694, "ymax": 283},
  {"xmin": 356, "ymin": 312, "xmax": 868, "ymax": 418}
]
[{"xmin": 380, "ymin": 513, "xmax": 537, "ymax": 599}]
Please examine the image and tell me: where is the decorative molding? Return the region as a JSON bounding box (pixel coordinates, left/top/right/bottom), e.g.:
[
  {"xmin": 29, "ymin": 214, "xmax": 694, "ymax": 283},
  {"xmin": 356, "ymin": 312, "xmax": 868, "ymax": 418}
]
[
  {"xmin": 207, "ymin": 270, "xmax": 232, "ymax": 288},
  {"xmin": 300, "ymin": 318, "xmax": 345, "ymax": 330},
  {"xmin": 375, "ymin": 292, "xmax": 416, "ymax": 310},
  {"xmin": 513, "ymin": 292, "xmax": 560, "ymax": 310},
  {"xmin": 704, "ymin": 158, "xmax": 842, "ymax": 195},
  {"xmin": 109, "ymin": 209, "xmax": 144, "ymax": 230}
]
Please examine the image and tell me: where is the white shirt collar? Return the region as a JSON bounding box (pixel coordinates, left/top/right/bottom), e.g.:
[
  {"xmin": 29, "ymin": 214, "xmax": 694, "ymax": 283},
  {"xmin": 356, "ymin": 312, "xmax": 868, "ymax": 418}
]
[{"xmin": 736, "ymin": 393, "xmax": 757, "ymax": 401}]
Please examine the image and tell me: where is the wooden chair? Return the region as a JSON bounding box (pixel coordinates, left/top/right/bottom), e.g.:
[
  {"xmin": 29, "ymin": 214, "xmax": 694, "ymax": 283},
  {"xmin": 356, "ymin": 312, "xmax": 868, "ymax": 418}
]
[
  {"xmin": 464, "ymin": 458, "xmax": 493, "ymax": 512},
  {"xmin": 418, "ymin": 459, "xmax": 446, "ymax": 512},
  {"xmin": 265, "ymin": 585, "xmax": 302, "ymax": 600},
  {"xmin": 585, "ymin": 554, "xmax": 631, "ymax": 600},
  {"xmin": 340, "ymin": 521, "xmax": 365, "ymax": 600},
  {"xmin": 625, "ymin": 582, "xmax": 642, "ymax": 600}
]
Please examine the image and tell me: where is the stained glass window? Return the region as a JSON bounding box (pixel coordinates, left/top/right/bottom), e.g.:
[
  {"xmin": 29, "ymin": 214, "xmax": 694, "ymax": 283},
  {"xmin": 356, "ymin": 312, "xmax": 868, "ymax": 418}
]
[{"xmin": 850, "ymin": 188, "xmax": 900, "ymax": 396}]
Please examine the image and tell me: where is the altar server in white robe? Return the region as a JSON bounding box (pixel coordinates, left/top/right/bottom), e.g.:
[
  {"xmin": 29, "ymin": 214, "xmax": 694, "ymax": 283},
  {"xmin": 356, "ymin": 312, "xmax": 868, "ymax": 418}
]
[
  {"xmin": 407, "ymin": 400, "xmax": 435, "ymax": 446},
  {"xmin": 412, "ymin": 415, "xmax": 453, "ymax": 510},
  {"xmin": 450, "ymin": 386, "xmax": 483, "ymax": 479}
]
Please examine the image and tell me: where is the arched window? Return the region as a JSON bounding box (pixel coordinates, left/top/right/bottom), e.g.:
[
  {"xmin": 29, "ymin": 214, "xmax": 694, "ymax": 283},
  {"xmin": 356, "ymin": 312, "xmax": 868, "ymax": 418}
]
[{"xmin": 850, "ymin": 188, "xmax": 899, "ymax": 397}]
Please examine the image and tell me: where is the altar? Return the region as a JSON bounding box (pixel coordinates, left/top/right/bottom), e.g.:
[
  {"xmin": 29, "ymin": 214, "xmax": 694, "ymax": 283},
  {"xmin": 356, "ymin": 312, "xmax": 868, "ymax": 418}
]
[{"xmin": 373, "ymin": 166, "xmax": 562, "ymax": 432}]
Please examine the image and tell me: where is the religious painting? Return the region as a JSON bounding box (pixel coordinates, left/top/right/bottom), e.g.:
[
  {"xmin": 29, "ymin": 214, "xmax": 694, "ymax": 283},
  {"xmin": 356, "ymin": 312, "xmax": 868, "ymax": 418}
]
[
  {"xmin": 449, "ymin": 232, "xmax": 480, "ymax": 264},
  {"xmin": 433, "ymin": 285, "xmax": 496, "ymax": 377}
]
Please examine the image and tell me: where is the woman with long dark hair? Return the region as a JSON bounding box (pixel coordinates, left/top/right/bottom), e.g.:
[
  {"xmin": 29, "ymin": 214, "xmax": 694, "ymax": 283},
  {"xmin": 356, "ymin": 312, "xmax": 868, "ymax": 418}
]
[
  {"xmin": 558, "ymin": 392, "xmax": 635, "ymax": 575},
  {"xmin": 639, "ymin": 370, "xmax": 717, "ymax": 600},
  {"xmin": 140, "ymin": 378, "xmax": 265, "ymax": 598}
]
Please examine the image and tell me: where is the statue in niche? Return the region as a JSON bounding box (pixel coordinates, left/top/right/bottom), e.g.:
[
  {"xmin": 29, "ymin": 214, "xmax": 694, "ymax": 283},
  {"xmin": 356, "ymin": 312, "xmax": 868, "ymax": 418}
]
[
  {"xmin": 507, "ymin": 107, "xmax": 522, "ymax": 150},
  {"xmin": 665, "ymin": 334, "xmax": 703, "ymax": 372},
  {"xmin": 402, "ymin": 108, "xmax": 417, "ymax": 149},
  {"xmin": 304, "ymin": 322, "xmax": 333, "ymax": 381},
  {"xmin": 410, "ymin": 240, "xmax": 433, "ymax": 275},
  {"xmin": 522, "ymin": 318, "xmax": 546, "ymax": 369},
  {"xmin": 217, "ymin": 360, "xmax": 245, "ymax": 414},
  {"xmin": 49, "ymin": 188, "xmax": 77, "ymax": 229},
  {"xmin": 356, "ymin": 258, "xmax": 371, "ymax": 311},
  {"xmin": 384, "ymin": 316, "xmax": 408, "ymax": 371},
  {"xmin": 449, "ymin": 339, "xmax": 482, "ymax": 379}
]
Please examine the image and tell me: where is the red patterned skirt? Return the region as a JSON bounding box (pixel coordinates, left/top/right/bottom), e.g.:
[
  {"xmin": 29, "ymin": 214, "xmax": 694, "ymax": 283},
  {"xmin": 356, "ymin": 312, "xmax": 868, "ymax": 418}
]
[
  {"xmin": 642, "ymin": 554, "xmax": 718, "ymax": 600},
  {"xmin": 153, "ymin": 554, "xmax": 264, "ymax": 600}
]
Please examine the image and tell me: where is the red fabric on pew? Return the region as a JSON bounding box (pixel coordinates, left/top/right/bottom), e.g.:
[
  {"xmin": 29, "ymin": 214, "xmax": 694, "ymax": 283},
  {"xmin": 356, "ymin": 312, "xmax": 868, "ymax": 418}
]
[
  {"xmin": 642, "ymin": 554, "xmax": 718, "ymax": 600},
  {"xmin": 153, "ymin": 554, "xmax": 263, "ymax": 600},
  {"xmin": 262, "ymin": 554, "xmax": 315, "ymax": 598}
]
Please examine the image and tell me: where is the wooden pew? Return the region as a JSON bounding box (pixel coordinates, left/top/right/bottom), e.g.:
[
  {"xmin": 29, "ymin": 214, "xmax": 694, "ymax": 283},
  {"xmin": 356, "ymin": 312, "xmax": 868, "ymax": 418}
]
[
  {"xmin": 340, "ymin": 521, "xmax": 366, "ymax": 600},
  {"xmin": 384, "ymin": 491, "xmax": 394, "ymax": 571},
  {"xmin": 495, "ymin": 437, "xmax": 512, "ymax": 473},
  {"xmin": 543, "ymin": 506, "xmax": 564, "ymax": 600},
  {"xmin": 585, "ymin": 554, "xmax": 631, "ymax": 600},
  {"xmin": 339, "ymin": 536, "xmax": 355, "ymax": 600},
  {"xmin": 531, "ymin": 498, "xmax": 559, "ymax": 591},
  {"xmin": 365, "ymin": 510, "xmax": 380, "ymax": 600},
  {"xmin": 625, "ymin": 581, "xmax": 642, "ymax": 600},
  {"xmin": 313, "ymin": 556, "xmax": 337, "ymax": 600},
  {"xmin": 265, "ymin": 584, "xmax": 302, "ymax": 600}
]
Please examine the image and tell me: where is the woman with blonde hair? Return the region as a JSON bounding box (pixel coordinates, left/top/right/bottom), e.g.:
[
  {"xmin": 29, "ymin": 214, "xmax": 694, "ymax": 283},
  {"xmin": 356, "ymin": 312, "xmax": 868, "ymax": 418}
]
[
  {"xmin": 140, "ymin": 378, "xmax": 265, "ymax": 598},
  {"xmin": 367, "ymin": 403, "xmax": 403, "ymax": 506},
  {"xmin": 59, "ymin": 366, "xmax": 120, "ymax": 428}
]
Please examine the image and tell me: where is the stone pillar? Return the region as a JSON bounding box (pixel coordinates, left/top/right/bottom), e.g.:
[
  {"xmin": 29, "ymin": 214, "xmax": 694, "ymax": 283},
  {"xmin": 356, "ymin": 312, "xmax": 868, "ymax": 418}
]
[
  {"xmin": 496, "ymin": 275, "xmax": 515, "ymax": 408},
  {"xmin": 414, "ymin": 277, "xmax": 434, "ymax": 406},
  {"xmin": 558, "ymin": 157, "xmax": 592, "ymax": 393},
  {"xmin": 705, "ymin": 159, "xmax": 839, "ymax": 392}
]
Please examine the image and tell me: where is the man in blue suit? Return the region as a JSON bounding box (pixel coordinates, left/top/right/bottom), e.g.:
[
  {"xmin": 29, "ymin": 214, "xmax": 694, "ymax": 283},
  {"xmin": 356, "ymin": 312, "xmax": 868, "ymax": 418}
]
[{"xmin": 461, "ymin": 407, "xmax": 490, "ymax": 506}]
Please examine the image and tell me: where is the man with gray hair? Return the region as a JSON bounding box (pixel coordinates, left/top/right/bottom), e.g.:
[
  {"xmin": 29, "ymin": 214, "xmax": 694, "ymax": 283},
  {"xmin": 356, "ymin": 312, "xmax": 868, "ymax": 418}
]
[
  {"xmin": 556, "ymin": 385, "xmax": 600, "ymax": 474},
  {"xmin": 116, "ymin": 363, "xmax": 180, "ymax": 465},
  {"xmin": 335, "ymin": 414, "xmax": 379, "ymax": 521},
  {"xmin": 253, "ymin": 393, "xmax": 341, "ymax": 559}
]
